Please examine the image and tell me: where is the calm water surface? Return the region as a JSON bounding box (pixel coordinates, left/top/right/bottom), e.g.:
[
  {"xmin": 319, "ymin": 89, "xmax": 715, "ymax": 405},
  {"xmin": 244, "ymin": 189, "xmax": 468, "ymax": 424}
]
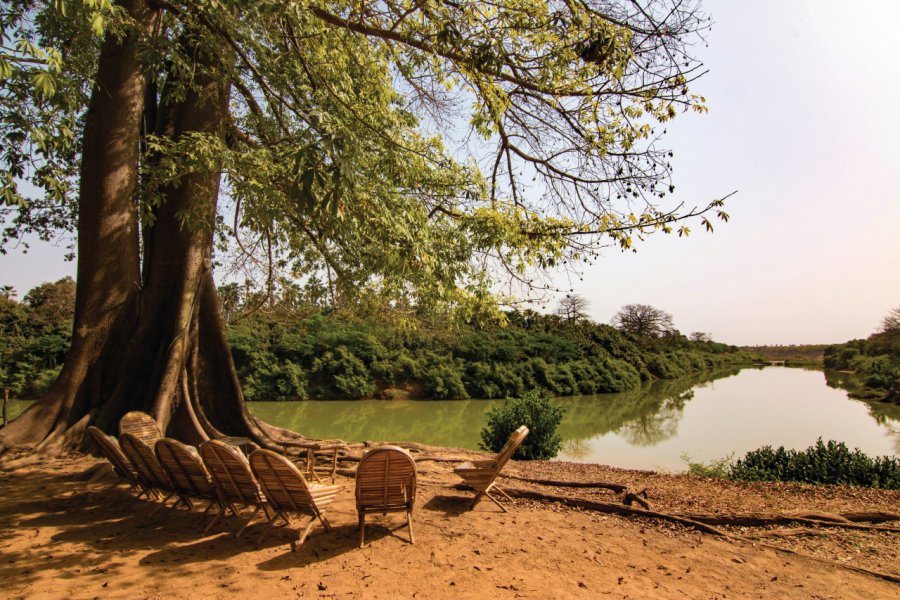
[
  {"xmin": 6, "ymin": 367, "xmax": 896, "ymax": 471},
  {"xmin": 249, "ymin": 367, "xmax": 899, "ymax": 471}
]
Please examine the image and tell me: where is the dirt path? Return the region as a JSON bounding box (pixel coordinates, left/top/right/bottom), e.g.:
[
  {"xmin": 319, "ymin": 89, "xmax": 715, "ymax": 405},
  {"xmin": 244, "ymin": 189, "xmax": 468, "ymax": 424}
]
[{"xmin": 0, "ymin": 454, "xmax": 897, "ymax": 599}]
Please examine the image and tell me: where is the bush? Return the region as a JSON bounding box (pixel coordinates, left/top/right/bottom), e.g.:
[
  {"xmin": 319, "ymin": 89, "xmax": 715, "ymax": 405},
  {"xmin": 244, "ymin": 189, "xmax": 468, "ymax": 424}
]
[
  {"xmin": 682, "ymin": 453, "xmax": 734, "ymax": 479},
  {"xmin": 480, "ymin": 389, "xmax": 564, "ymax": 460},
  {"xmin": 729, "ymin": 438, "xmax": 899, "ymax": 489}
]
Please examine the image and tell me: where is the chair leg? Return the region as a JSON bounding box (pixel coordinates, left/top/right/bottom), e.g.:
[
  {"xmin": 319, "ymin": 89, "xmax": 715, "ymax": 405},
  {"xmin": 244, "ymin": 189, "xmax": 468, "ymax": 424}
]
[
  {"xmin": 318, "ymin": 513, "xmax": 332, "ymax": 532},
  {"xmin": 203, "ymin": 506, "xmax": 224, "ymax": 533},
  {"xmin": 406, "ymin": 510, "xmax": 415, "ymax": 545},
  {"xmin": 358, "ymin": 512, "xmax": 366, "ymax": 549},
  {"xmin": 236, "ymin": 505, "xmax": 261, "ymax": 538},
  {"xmin": 293, "ymin": 515, "xmax": 318, "ymax": 550},
  {"xmin": 494, "ymin": 486, "xmax": 515, "ymax": 503},
  {"xmin": 485, "ymin": 491, "xmax": 509, "ymax": 513},
  {"xmin": 470, "ymin": 492, "xmax": 485, "ymax": 509}
]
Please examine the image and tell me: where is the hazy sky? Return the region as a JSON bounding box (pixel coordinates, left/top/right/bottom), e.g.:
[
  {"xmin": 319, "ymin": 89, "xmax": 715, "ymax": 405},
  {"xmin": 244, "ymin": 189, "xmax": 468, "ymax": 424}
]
[
  {"xmin": 2, "ymin": 0, "xmax": 898, "ymax": 345},
  {"xmin": 555, "ymin": 0, "xmax": 900, "ymax": 345}
]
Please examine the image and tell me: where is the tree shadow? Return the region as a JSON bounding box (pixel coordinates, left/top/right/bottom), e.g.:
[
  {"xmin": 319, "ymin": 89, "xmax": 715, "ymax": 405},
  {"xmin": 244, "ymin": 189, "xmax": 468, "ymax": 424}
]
[{"xmin": 422, "ymin": 494, "xmax": 472, "ymax": 516}]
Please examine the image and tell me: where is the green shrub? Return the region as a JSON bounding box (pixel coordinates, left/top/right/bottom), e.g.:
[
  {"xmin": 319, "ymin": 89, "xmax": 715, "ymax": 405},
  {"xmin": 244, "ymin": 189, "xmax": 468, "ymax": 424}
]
[
  {"xmin": 729, "ymin": 438, "xmax": 899, "ymax": 489},
  {"xmin": 480, "ymin": 389, "xmax": 564, "ymax": 460}
]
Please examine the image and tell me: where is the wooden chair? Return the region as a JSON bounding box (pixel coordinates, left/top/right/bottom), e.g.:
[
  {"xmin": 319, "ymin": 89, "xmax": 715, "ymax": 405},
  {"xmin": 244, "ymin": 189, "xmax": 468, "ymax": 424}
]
[
  {"xmin": 454, "ymin": 425, "xmax": 529, "ymax": 513},
  {"xmin": 355, "ymin": 446, "xmax": 416, "ymax": 548},
  {"xmin": 119, "ymin": 432, "xmax": 176, "ymax": 509},
  {"xmin": 86, "ymin": 426, "xmax": 146, "ymax": 496},
  {"xmin": 119, "ymin": 411, "xmax": 163, "ymax": 446},
  {"xmin": 249, "ymin": 449, "xmax": 341, "ymax": 551},
  {"xmin": 200, "ymin": 440, "xmax": 270, "ymax": 537},
  {"xmin": 155, "ymin": 438, "xmax": 223, "ymax": 530}
]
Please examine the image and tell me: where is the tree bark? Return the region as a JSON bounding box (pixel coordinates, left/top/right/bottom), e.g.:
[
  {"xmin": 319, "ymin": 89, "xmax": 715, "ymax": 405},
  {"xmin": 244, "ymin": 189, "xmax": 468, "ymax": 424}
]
[{"xmin": 0, "ymin": 0, "xmax": 157, "ymax": 454}]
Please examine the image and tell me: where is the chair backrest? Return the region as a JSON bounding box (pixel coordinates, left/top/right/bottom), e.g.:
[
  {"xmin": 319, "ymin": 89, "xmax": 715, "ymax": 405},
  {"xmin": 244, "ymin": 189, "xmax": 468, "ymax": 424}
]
[
  {"xmin": 155, "ymin": 438, "xmax": 214, "ymax": 498},
  {"xmin": 492, "ymin": 425, "xmax": 529, "ymax": 472},
  {"xmin": 200, "ymin": 440, "xmax": 264, "ymax": 506},
  {"xmin": 249, "ymin": 449, "xmax": 317, "ymax": 514},
  {"xmin": 119, "ymin": 432, "xmax": 171, "ymax": 490},
  {"xmin": 86, "ymin": 426, "xmax": 136, "ymax": 481},
  {"xmin": 355, "ymin": 446, "xmax": 416, "ymax": 510},
  {"xmin": 119, "ymin": 411, "xmax": 163, "ymax": 446}
]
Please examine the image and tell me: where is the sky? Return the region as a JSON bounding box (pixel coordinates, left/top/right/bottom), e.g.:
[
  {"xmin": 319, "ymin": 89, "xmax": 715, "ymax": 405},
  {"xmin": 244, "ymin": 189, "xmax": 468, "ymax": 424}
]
[
  {"xmin": 553, "ymin": 0, "xmax": 900, "ymax": 345},
  {"xmin": 2, "ymin": 0, "xmax": 898, "ymax": 346}
]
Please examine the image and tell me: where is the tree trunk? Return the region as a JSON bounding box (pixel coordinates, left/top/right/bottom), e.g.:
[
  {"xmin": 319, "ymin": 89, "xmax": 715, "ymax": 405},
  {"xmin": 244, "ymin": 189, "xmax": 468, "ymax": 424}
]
[
  {"xmin": 0, "ymin": 0, "xmax": 156, "ymax": 454},
  {"xmin": 0, "ymin": 6, "xmax": 284, "ymax": 458}
]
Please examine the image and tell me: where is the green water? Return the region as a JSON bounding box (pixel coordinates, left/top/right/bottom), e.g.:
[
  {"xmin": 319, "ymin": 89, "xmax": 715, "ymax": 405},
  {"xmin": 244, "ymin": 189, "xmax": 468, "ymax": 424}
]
[
  {"xmin": 6, "ymin": 367, "xmax": 896, "ymax": 471},
  {"xmin": 248, "ymin": 367, "xmax": 900, "ymax": 471}
]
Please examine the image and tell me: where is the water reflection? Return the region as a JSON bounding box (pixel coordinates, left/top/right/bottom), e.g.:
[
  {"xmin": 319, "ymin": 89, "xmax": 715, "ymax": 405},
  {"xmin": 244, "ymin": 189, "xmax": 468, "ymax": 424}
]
[
  {"xmin": 824, "ymin": 370, "xmax": 900, "ymax": 454},
  {"xmin": 554, "ymin": 369, "xmax": 739, "ymax": 447}
]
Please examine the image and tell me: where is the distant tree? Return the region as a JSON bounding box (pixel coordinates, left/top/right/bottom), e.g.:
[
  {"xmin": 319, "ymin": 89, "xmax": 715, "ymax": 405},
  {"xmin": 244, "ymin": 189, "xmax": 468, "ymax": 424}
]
[
  {"xmin": 612, "ymin": 304, "xmax": 675, "ymax": 338},
  {"xmin": 880, "ymin": 308, "xmax": 900, "ymax": 334},
  {"xmin": 689, "ymin": 331, "xmax": 711, "ymax": 343},
  {"xmin": 218, "ymin": 283, "xmax": 241, "ymax": 324},
  {"xmin": 556, "ymin": 294, "xmax": 591, "ymax": 323},
  {"xmin": 23, "ymin": 278, "xmax": 76, "ymax": 328}
]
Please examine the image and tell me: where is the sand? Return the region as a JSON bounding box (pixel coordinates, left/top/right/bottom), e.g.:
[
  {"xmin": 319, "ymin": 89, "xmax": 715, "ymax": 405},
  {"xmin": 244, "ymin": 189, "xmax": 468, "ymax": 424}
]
[{"xmin": 0, "ymin": 452, "xmax": 897, "ymax": 599}]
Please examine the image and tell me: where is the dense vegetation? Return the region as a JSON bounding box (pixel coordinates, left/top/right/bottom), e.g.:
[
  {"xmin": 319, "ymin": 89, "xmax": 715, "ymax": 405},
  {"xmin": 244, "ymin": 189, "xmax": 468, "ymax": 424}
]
[
  {"xmin": 1, "ymin": 281, "xmax": 760, "ymax": 402},
  {"xmin": 480, "ymin": 390, "xmax": 564, "ymax": 460},
  {"xmin": 823, "ymin": 308, "xmax": 900, "ymax": 401},
  {"xmin": 742, "ymin": 344, "xmax": 827, "ymax": 367},
  {"xmin": 0, "ymin": 279, "xmax": 75, "ymax": 398},
  {"xmin": 686, "ymin": 439, "xmax": 899, "ymax": 489},
  {"xmin": 226, "ymin": 297, "xmax": 760, "ymax": 401}
]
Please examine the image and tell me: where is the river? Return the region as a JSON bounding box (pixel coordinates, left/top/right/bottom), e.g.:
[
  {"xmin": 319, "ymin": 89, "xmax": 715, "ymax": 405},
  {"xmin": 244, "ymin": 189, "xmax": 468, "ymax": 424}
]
[
  {"xmin": 249, "ymin": 366, "xmax": 899, "ymax": 471},
  {"xmin": 5, "ymin": 367, "xmax": 897, "ymax": 471}
]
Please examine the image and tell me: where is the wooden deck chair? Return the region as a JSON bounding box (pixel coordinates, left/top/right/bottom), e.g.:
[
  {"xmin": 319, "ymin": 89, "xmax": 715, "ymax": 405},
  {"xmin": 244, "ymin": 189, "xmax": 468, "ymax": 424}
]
[
  {"xmin": 454, "ymin": 425, "xmax": 529, "ymax": 513},
  {"xmin": 119, "ymin": 432, "xmax": 177, "ymax": 511},
  {"xmin": 119, "ymin": 411, "xmax": 163, "ymax": 446},
  {"xmin": 86, "ymin": 426, "xmax": 146, "ymax": 496},
  {"xmin": 249, "ymin": 449, "xmax": 341, "ymax": 551},
  {"xmin": 355, "ymin": 446, "xmax": 417, "ymax": 548},
  {"xmin": 200, "ymin": 440, "xmax": 270, "ymax": 537},
  {"xmin": 155, "ymin": 438, "xmax": 224, "ymax": 530}
]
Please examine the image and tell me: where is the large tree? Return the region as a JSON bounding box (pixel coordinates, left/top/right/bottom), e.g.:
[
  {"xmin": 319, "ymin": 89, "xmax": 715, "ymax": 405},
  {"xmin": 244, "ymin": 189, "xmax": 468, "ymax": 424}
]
[
  {"xmin": 0, "ymin": 0, "xmax": 729, "ymax": 455},
  {"xmin": 612, "ymin": 303, "xmax": 675, "ymax": 338}
]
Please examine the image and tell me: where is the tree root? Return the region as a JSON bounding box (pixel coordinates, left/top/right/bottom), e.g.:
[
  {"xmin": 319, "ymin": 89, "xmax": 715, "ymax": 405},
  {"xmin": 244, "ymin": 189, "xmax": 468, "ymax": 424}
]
[
  {"xmin": 750, "ymin": 540, "xmax": 900, "ymax": 584},
  {"xmin": 503, "ymin": 488, "xmax": 728, "ymax": 537},
  {"xmin": 676, "ymin": 511, "xmax": 900, "ymax": 531}
]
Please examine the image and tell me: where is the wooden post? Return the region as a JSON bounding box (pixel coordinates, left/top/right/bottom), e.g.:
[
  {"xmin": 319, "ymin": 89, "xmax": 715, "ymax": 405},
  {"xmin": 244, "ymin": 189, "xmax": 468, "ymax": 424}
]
[{"xmin": 2, "ymin": 387, "xmax": 7, "ymax": 427}]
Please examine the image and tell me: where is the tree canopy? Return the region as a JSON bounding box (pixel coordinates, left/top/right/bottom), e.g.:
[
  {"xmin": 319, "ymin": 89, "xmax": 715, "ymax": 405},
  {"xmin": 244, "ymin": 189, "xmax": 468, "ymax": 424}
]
[{"xmin": 3, "ymin": 0, "xmax": 729, "ymax": 312}]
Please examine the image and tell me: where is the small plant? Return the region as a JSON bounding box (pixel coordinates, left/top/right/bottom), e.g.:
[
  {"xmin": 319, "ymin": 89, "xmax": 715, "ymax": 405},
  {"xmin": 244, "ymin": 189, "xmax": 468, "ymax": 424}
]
[
  {"xmin": 480, "ymin": 389, "xmax": 564, "ymax": 460},
  {"xmin": 682, "ymin": 453, "xmax": 734, "ymax": 478}
]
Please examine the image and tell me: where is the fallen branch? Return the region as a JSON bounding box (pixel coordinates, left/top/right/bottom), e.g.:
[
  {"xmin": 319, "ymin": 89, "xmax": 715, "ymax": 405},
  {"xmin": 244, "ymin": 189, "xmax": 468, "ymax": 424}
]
[{"xmin": 499, "ymin": 474, "xmax": 628, "ymax": 494}]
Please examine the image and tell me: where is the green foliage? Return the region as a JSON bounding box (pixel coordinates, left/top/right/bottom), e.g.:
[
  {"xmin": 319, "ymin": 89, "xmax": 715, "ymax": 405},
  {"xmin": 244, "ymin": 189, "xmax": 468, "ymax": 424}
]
[
  {"xmin": 0, "ymin": 278, "xmax": 75, "ymax": 397},
  {"xmin": 480, "ymin": 390, "xmax": 564, "ymax": 460},
  {"xmin": 729, "ymin": 439, "xmax": 899, "ymax": 489},
  {"xmin": 682, "ymin": 453, "xmax": 734, "ymax": 479},
  {"xmin": 824, "ymin": 309, "xmax": 900, "ymax": 394}
]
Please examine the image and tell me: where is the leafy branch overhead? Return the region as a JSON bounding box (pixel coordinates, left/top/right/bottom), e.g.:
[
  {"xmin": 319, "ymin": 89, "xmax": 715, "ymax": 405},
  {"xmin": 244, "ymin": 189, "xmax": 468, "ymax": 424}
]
[{"xmin": 3, "ymin": 0, "xmax": 732, "ymax": 312}]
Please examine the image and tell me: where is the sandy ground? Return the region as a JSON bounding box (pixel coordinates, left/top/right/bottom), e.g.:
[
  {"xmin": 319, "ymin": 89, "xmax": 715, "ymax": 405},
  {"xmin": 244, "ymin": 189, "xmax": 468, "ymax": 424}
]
[{"xmin": 0, "ymin": 453, "xmax": 898, "ymax": 600}]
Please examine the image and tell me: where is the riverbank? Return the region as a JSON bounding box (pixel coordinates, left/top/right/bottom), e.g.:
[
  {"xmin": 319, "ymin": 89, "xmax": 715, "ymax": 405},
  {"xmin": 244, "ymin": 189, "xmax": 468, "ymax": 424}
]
[{"xmin": 1, "ymin": 450, "xmax": 897, "ymax": 599}]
